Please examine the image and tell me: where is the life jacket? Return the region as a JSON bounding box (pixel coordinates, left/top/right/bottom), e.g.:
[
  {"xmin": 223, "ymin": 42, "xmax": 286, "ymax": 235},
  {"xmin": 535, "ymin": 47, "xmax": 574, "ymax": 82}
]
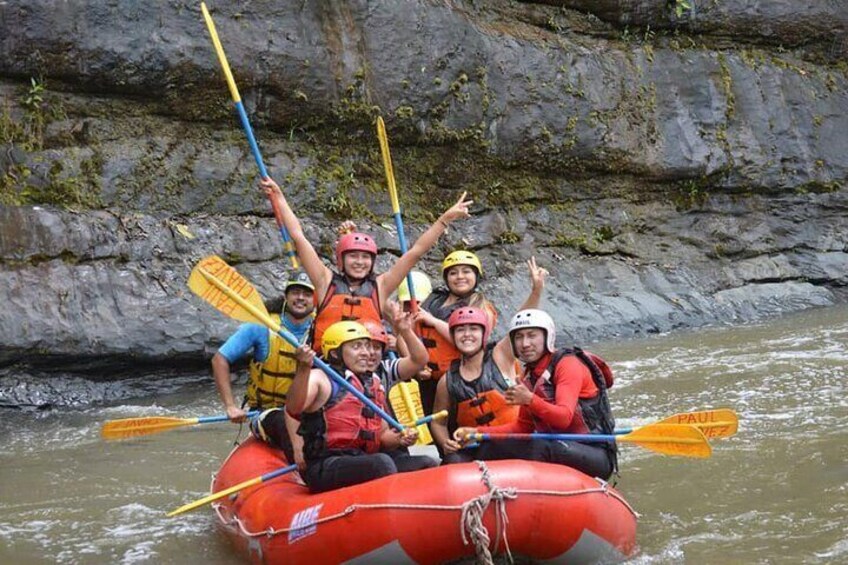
[
  {"xmin": 298, "ymin": 369, "xmax": 386, "ymax": 461},
  {"xmin": 245, "ymin": 314, "xmax": 300, "ymax": 409},
  {"xmin": 446, "ymin": 345, "xmax": 519, "ymax": 435},
  {"xmin": 312, "ymin": 272, "xmax": 382, "ymax": 354},
  {"xmin": 419, "ymin": 289, "xmax": 498, "ymax": 380},
  {"xmin": 526, "ymin": 347, "xmax": 618, "ymax": 470}
]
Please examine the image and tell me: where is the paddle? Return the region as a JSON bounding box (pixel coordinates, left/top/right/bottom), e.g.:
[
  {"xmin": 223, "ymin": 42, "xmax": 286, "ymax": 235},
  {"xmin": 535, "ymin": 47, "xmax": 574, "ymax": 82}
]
[
  {"xmin": 617, "ymin": 408, "xmax": 738, "ymax": 439},
  {"xmin": 167, "ymin": 463, "xmax": 298, "ymax": 517},
  {"xmin": 101, "ymin": 410, "xmax": 260, "ymax": 440},
  {"xmin": 189, "ymin": 255, "xmax": 404, "ymax": 431},
  {"xmin": 376, "ymin": 116, "xmax": 434, "ymax": 442},
  {"xmin": 200, "ymin": 2, "xmax": 299, "ymax": 269},
  {"xmin": 376, "ymin": 116, "xmax": 417, "ymax": 312},
  {"xmin": 389, "ymin": 379, "xmax": 433, "ymax": 445},
  {"xmin": 463, "ymin": 422, "xmax": 712, "ymax": 458}
]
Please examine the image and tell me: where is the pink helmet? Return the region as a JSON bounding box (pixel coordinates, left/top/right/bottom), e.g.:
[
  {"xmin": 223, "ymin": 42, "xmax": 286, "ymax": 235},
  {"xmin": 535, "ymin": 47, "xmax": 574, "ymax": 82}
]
[
  {"xmin": 335, "ymin": 232, "xmax": 378, "ymax": 271},
  {"xmin": 448, "ymin": 307, "xmax": 491, "ymax": 344},
  {"xmin": 361, "ymin": 319, "xmax": 389, "ymax": 346}
]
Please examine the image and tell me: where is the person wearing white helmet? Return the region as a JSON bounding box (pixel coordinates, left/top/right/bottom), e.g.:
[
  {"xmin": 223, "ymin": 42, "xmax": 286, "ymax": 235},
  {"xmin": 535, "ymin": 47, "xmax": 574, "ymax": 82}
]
[{"xmin": 453, "ymin": 308, "xmax": 618, "ymax": 480}]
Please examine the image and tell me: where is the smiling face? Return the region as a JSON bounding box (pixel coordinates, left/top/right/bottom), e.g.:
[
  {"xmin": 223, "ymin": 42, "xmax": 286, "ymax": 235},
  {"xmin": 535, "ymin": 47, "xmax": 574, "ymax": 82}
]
[
  {"xmin": 284, "ymin": 287, "xmax": 315, "ymax": 320},
  {"xmin": 512, "ymin": 327, "xmax": 546, "ymax": 364},
  {"xmin": 452, "ymin": 323, "xmax": 485, "ymax": 356},
  {"xmin": 445, "ymin": 265, "xmax": 478, "ymax": 297},
  {"xmin": 342, "ymin": 251, "xmax": 374, "ymax": 280},
  {"xmin": 339, "ymin": 338, "xmax": 373, "ymax": 374},
  {"xmin": 365, "ymin": 340, "xmax": 384, "ymax": 372}
]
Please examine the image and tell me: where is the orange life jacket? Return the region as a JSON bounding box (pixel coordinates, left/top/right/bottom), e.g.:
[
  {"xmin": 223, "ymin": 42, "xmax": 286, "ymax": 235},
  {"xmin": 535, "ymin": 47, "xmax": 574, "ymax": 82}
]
[
  {"xmin": 312, "ymin": 273, "xmax": 381, "ymax": 354},
  {"xmin": 446, "ymin": 346, "xmax": 518, "ymax": 434}
]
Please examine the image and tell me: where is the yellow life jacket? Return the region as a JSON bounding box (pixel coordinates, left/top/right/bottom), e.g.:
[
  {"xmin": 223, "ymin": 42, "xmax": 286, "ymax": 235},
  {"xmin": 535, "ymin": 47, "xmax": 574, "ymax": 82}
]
[{"xmin": 246, "ymin": 314, "xmax": 299, "ymax": 408}]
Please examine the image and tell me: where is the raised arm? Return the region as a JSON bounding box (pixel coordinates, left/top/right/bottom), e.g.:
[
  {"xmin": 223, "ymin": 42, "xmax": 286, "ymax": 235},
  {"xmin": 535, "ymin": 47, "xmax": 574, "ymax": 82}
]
[
  {"xmin": 493, "ymin": 257, "xmax": 548, "ymax": 374},
  {"xmin": 259, "ymin": 178, "xmax": 332, "ymax": 298},
  {"xmin": 516, "ymin": 256, "xmax": 548, "ymax": 311},
  {"xmin": 386, "ymin": 301, "xmax": 429, "ymax": 380},
  {"xmin": 285, "ymin": 345, "xmax": 330, "ymax": 416},
  {"xmin": 418, "ymin": 309, "xmax": 453, "ymax": 342},
  {"xmin": 377, "ymin": 192, "xmax": 473, "ymax": 302}
]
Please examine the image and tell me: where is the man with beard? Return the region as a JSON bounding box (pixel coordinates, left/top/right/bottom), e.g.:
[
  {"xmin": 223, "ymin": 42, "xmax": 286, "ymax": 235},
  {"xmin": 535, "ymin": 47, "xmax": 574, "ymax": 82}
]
[{"xmin": 211, "ymin": 271, "xmax": 315, "ymax": 465}]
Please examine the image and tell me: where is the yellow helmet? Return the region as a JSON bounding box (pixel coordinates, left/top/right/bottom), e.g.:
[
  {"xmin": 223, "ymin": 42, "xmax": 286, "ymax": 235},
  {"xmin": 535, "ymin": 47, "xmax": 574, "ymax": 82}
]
[
  {"xmin": 397, "ymin": 270, "xmax": 433, "ymax": 303},
  {"xmin": 441, "ymin": 250, "xmax": 482, "ymax": 277},
  {"xmin": 321, "ymin": 321, "xmax": 371, "ymax": 358}
]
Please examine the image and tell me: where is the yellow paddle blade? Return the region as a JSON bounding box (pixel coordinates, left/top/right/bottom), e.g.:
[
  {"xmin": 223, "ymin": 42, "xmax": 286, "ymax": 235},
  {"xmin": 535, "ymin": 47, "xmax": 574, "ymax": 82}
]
[
  {"xmin": 188, "ymin": 256, "xmax": 277, "ymax": 329},
  {"xmin": 168, "ymin": 475, "xmax": 262, "ymax": 517},
  {"xmin": 200, "ymin": 3, "xmax": 241, "ymax": 103},
  {"xmin": 388, "ymin": 381, "xmax": 432, "ymax": 445},
  {"xmin": 658, "ymin": 408, "xmax": 739, "ymax": 439},
  {"xmin": 376, "ymin": 116, "xmax": 400, "ymax": 213},
  {"xmin": 101, "ymin": 417, "xmax": 199, "ymax": 440},
  {"xmin": 620, "ymin": 423, "xmax": 711, "ymax": 458}
]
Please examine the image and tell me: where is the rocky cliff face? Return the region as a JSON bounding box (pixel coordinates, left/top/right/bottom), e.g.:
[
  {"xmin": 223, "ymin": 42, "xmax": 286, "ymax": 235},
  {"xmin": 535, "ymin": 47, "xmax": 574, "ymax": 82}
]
[{"xmin": 1, "ymin": 1, "xmax": 846, "ymax": 405}]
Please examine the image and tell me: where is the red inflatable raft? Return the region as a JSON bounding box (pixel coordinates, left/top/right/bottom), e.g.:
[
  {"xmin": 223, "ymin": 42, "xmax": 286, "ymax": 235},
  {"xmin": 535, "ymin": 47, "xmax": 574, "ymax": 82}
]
[{"xmin": 211, "ymin": 438, "xmax": 637, "ymax": 563}]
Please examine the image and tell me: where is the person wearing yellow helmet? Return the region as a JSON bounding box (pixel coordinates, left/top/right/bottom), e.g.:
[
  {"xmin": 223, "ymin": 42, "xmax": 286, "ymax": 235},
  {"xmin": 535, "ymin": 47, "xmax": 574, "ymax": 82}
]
[
  {"xmin": 259, "ymin": 177, "xmax": 473, "ymax": 355},
  {"xmin": 403, "ymin": 250, "xmax": 495, "ymax": 416},
  {"xmin": 285, "ymin": 320, "xmax": 436, "ymax": 493}
]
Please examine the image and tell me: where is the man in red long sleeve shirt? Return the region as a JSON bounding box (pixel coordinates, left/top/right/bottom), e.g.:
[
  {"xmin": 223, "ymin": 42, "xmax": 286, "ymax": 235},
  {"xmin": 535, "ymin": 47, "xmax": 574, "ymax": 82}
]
[{"xmin": 454, "ymin": 309, "xmax": 617, "ymax": 480}]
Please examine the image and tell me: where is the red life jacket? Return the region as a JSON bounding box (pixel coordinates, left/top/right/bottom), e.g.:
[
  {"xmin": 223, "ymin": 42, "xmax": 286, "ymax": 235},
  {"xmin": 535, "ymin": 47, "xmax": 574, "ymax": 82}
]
[
  {"xmin": 312, "ymin": 273, "xmax": 381, "ymax": 354},
  {"xmin": 446, "ymin": 346, "xmax": 519, "ymax": 435},
  {"xmin": 300, "ymin": 369, "xmax": 387, "ymax": 461},
  {"xmin": 524, "ymin": 347, "xmax": 616, "ymax": 437}
]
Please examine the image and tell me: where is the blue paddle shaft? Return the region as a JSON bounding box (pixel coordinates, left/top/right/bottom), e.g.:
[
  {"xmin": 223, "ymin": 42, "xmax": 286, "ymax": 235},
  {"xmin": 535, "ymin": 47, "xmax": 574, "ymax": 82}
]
[
  {"xmin": 235, "ymin": 101, "xmax": 268, "ymax": 178},
  {"xmin": 197, "ymin": 410, "xmax": 260, "ymax": 424},
  {"xmin": 234, "ymin": 101, "xmax": 297, "ymax": 262},
  {"xmin": 393, "ymin": 212, "xmax": 416, "ymax": 304},
  {"xmin": 261, "ymin": 464, "xmax": 299, "ymax": 483},
  {"xmin": 478, "ymin": 433, "xmax": 616, "ymax": 443},
  {"xmin": 276, "ymin": 327, "xmax": 404, "ymax": 431}
]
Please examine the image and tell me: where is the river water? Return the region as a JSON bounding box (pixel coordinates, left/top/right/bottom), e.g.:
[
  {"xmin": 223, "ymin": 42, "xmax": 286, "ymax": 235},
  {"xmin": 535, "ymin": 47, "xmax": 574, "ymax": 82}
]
[{"xmin": 1, "ymin": 305, "xmax": 846, "ymax": 564}]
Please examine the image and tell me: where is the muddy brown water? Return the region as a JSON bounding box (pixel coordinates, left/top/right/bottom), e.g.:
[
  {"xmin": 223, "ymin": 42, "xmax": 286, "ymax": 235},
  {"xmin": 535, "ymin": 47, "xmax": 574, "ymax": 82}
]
[{"xmin": 1, "ymin": 305, "xmax": 846, "ymax": 564}]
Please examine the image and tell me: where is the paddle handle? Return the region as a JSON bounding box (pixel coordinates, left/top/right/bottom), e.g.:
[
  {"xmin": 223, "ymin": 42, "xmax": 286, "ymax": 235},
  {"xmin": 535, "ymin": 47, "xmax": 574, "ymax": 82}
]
[
  {"xmin": 415, "ymin": 410, "xmax": 447, "ymax": 426},
  {"xmin": 197, "ymin": 409, "xmax": 260, "ymax": 424}
]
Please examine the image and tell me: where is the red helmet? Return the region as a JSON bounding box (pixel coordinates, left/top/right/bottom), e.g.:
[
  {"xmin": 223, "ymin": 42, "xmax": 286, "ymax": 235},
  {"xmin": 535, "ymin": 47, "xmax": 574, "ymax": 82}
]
[
  {"xmin": 361, "ymin": 319, "xmax": 389, "ymax": 346},
  {"xmin": 448, "ymin": 307, "xmax": 490, "ymax": 343},
  {"xmin": 335, "ymin": 232, "xmax": 378, "ymax": 271}
]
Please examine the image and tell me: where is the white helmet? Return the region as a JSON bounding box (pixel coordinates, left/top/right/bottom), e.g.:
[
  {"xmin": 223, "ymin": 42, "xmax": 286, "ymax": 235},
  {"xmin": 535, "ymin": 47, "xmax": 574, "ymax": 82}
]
[{"xmin": 508, "ymin": 309, "xmax": 556, "ymax": 354}]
